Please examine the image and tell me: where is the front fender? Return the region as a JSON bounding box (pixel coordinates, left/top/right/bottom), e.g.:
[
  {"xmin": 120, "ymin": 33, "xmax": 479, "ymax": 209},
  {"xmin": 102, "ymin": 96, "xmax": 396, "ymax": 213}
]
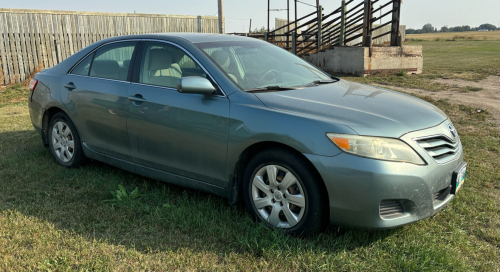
[{"xmin": 226, "ymin": 91, "xmax": 357, "ymax": 181}]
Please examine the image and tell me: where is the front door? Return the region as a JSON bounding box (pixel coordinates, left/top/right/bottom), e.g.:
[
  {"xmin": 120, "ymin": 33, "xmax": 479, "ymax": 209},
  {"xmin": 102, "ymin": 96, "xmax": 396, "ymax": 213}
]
[
  {"xmin": 61, "ymin": 41, "xmax": 138, "ymax": 160},
  {"xmin": 126, "ymin": 41, "xmax": 230, "ymax": 187}
]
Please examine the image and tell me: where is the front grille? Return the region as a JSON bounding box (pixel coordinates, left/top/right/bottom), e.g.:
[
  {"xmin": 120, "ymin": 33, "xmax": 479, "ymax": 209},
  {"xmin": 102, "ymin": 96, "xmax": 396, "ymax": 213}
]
[
  {"xmin": 379, "ymin": 200, "xmax": 405, "ymax": 219},
  {"xmin": 433, "ymin": 186, "xmax": 450, "ymax": 202},
  {"xmin": 415, "ymin": 135, "xmax": 460, "ymax": 164}
]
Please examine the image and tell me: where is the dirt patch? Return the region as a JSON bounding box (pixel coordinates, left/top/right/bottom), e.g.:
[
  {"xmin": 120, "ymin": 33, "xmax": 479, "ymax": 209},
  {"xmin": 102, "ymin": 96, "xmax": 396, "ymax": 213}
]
[{"xmin": 376, "ymin": 75, "xmax": 500, "ymax": 121}]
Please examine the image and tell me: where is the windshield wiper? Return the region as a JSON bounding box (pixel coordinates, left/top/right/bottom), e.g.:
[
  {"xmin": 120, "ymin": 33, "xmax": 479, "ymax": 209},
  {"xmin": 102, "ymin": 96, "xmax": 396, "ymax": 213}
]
[
  {"xmin": 311, "ymin": 79, "xmax": 338, "ymax": 84},
  {"xmin": 297, "ymin": 79, "xmax": 338, "ymax": 88},
  {"xmin": 245, "ymin": 86, "xmax": 298, "ymax": 92}
]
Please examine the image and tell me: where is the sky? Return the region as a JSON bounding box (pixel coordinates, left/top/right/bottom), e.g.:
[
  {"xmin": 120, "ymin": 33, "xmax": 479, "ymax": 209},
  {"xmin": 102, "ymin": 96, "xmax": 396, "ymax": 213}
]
[{"xmin": 3, "ymin": 0, "xmax": 500, "ymax": 33}]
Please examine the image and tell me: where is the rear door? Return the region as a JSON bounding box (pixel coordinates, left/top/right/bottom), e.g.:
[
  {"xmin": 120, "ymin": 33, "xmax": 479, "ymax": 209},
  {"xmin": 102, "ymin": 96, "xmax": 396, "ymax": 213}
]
[
  {"xmin": 126, "ymin": 41, "xmax": 229, "ymax": 187},
  {"xmin": 61, "ymin": 41, "xmax": 138, "ymax": 160}
]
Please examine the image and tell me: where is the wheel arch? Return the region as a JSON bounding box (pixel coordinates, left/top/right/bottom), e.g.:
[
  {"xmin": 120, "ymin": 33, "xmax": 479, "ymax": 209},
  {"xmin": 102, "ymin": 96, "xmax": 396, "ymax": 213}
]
[
  {"xmin": 41, "ymin": 106, "xmax": 79, "ymax": 146},
  {"xmin": 228, "ymin": 141, "xmax": 329, "ymax": 208}
]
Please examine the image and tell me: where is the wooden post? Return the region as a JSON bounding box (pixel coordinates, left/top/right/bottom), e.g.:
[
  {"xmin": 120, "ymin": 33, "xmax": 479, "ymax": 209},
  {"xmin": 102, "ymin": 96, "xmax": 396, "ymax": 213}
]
[
  {"xmin": 218, "ymin": 0, "xmax": 224, "ymax": 34},
  {"xmin": 292, "ymin": 31, "xmax": 296, "ymax": 55},
  {"xmin": 362, "ymin": 0, "xmax": 372, "ymax": 47},
  {"xmin": 54, "ymin": 39, "xmax": 61, "ymax": 63},
  {"xmin": 317, "ymin": 5, "xmax": 322, "ymax": 52},
  {"xmin": 390, "ymin": 0, "xmax": 401, "ymax": 46},
  {"xmin": 339, "ymin": 0, "xmax": 346, "ymax": 46}
]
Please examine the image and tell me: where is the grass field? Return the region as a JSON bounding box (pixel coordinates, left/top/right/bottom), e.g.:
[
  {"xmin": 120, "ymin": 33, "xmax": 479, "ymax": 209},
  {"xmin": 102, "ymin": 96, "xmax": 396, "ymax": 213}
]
[
  {"xmin": 1, "ymin": 40, "xmax": 499, "ymax": 271},
  {"xmin": 407, "ymin": 31, "xmax": 500, "ymax": 41}
]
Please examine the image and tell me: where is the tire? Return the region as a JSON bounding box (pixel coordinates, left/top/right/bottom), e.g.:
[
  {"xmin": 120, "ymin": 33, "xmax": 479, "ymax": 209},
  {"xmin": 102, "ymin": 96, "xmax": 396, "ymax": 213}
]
[
  {"xmin": 48, "ymin": 112, "xmax": 85, "ymax": 168},
  {"xmin": 242, "ymin": 148, "xmax": 328, "ymax": 237}
]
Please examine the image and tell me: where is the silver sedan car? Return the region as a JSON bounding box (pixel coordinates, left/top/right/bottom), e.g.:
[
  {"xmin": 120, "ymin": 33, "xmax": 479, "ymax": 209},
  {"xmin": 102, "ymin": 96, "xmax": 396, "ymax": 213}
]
[{"xmin": 28, "ymin": 33, "xmax": 466, "ymax": 236}]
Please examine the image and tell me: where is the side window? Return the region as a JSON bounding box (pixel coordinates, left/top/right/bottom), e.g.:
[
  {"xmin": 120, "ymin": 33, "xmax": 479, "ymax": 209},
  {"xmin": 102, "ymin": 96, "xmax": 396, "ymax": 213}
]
[
  {"xmin": 139, "ymin": 42, "xmax": 203, "ymax": 88},
  {"xmin": 70, "ymin": 53, "xmax": 93, "ymax": 76},
  {"xmin": 89, "ymin": 42, "xmax": 136, "ymax": 81}
]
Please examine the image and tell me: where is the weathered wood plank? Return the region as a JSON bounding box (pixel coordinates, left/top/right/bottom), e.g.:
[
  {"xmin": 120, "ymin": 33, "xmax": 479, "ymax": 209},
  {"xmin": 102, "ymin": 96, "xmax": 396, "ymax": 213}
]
[
  {"xmin": 37, "ymin": 14, "xmax": 50, "ymax": 68},
  {"xmin": 90, "ymin": 15, "xmax": 96, "ymax": 43},
  {"xmin": 7, "ymin": 13, "xmax": 20, "ymax": 83},
  {"xmin": 65, "ymin": 15, "xmax": 74, "ymax": 56},
  {"xmin": 99, "ymin": 15, "xmax": 104, "ymax": 40},
  {"xmin": 12, "ymin": 13, "xmax": 27, "ymax": 82},
  {"xmin": 82, "ymin": 15, "xmax": 89, "ymax": 46},
  {"xmin": 104, "ymin": 15, "xmax": 109, "ymax": 38},
  {"xmin": 48, "ymin": 15, "xmax": 58, "ymax": 67},
  {"xmin": 60, "ymin": 15, "xmax": 69, "ymax": 61},
  {"xmin": 82, "ymin": 15, "xmax": 87, "ymax": 48},
  {"xmin": 22, "ymin": 14, "xmax": 34, "ymax": 74},
  {"xmin": 28, "ymin": 13, "xmax": 39, "ymax": 68},
  {"xmin": 4, "ymin": 13, "xmax": 15, "ymax": 84},
  {"xmin": 70, "ymin": 14, "xmax": 77, "ymax": 54},
  {"xmin": 32, "ymin": 14, "xmax": 44, "ymax": 69},
  {"xmin": 0, "ymin": 14, "xmax": 10, "ymax": 84},
  {"xmin": 21, "ymin": 13, "xmax": 34, "ymax": 75},
  {"xmin": 39, "ymin": 14, "xmax": 52, "ymax": 68},
  {"xmin": 53, "ymin": 14, "xmax": 62, "ymax": 63},
  {"xmin": 25, "ymin": 13, "xmax": 36, "ymax": 71},
  {"xmin": 47, "ymin": 14, "xmax": 57, "ymax": 67}
]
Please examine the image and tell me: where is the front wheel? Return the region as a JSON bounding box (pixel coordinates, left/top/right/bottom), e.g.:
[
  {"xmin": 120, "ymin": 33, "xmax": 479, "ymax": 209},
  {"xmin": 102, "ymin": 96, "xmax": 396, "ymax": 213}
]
[
  {"xmin": 48, "ymin": 112, "xmax": 85, "ymax": 168},
  {"xmin": 243, "ymin": 148, "xmax": 328, "ymax": 236}
]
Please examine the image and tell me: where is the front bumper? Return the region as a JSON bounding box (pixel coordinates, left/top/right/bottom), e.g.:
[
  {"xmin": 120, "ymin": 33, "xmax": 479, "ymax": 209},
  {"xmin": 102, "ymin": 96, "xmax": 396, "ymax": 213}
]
[{"xmin": 305, "ymin": 120, "xmax": 464, "ymax": 229}]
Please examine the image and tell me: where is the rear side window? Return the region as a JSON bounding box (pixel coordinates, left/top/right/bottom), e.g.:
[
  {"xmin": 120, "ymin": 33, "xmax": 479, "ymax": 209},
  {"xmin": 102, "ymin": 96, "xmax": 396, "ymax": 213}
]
[
  {"xmin": 71, "ymin": 54, "xmax": 93, "ymax": 76},
  {"xmin": 88, "ymin": 42, "xmax": 136, "ymax": 81}
]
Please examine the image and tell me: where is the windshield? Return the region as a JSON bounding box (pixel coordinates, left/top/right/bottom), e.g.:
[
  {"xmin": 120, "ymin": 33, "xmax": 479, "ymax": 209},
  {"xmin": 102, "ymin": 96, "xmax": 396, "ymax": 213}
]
[{"xmin": 195, "ymin": 40, "xmax": 333, "ymax": 91}]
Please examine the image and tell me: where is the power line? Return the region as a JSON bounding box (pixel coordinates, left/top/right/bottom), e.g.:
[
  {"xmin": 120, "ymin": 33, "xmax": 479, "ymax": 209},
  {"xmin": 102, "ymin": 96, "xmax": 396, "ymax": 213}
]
[
  {"xmin": 226, "ymin": 16, "xmax": 251, "ymax": 21},
  {"xmin": 296, "ymin": 0, "xmax": 316, "ymax": 8}
]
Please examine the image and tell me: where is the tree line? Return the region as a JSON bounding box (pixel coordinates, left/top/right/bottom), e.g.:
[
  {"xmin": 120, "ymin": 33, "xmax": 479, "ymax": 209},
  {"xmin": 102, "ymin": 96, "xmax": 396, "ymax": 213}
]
[{"xmin": 406, "ymin": 23, "xmax": 498, "ymax": 34}]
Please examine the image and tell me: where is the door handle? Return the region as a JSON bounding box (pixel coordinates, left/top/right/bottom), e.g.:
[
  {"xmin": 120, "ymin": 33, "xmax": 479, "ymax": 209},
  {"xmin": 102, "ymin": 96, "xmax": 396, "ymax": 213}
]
[
  {"xmin": 64, "ymin": 82, "xmax": 76, "ymax": 90},
  {"xmin": 127, "ymin": 94, "xmax": 147, "ymax": 103}
]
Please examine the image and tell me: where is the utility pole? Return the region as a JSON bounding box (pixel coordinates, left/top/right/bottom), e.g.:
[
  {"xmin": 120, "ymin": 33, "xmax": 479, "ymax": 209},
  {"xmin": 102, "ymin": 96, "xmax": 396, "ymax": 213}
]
[
  {"xmin": 218, "ymin": 0, "xmax": 224, "ymax": 34},
  {"xmin": 287, "ymin": 0, "xmax": 289, "ymax": 49},
  {"xmin": 249, "ymin": 19, "xmax": 252, "ymax": 34},
  {"xmin": 379, "ymin": 5, "xmax": 382, "ymax": 25},
  {"xmin": 294, "ymin": 0, "xmax": 297, "ymax": 37},
  {"xmin": 267, "ymin": 0, "xmax": 270, "ymax": 33}
]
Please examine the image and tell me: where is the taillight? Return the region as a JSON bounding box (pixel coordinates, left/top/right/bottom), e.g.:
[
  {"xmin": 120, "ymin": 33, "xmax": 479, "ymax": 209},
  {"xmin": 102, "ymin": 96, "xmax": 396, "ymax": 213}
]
[{"xmin": 29, "ymin": 79, "xmax": 38, "ymax": 92}]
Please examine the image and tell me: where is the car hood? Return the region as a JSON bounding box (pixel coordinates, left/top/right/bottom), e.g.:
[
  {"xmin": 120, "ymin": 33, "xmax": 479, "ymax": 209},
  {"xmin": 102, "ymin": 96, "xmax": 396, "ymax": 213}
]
[{"xmin": 253, "ymin": 80, "xmax": 447, "ymax": 138}]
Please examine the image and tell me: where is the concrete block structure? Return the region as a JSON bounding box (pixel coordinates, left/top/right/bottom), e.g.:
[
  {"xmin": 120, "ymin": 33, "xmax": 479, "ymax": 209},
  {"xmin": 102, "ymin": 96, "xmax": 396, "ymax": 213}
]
[{"xmin": 303, "ymin": 46, "xmax": 423, "ymax": 77}]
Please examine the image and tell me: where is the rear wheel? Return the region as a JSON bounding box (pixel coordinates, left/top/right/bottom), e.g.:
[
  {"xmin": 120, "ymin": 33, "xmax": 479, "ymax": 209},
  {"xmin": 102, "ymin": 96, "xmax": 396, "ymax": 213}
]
[
  {"xmin": 243, "ymin": 148, "xmax": 328, "ymax": 236},
  {"xmin": 48, "ymin": 112, "xmax": 85, "ymax": 168}
]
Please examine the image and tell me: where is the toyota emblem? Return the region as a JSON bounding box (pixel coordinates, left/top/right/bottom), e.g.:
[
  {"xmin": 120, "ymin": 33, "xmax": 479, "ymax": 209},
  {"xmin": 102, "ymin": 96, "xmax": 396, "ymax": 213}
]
[{"xmin": 448, "ymin": 123, "xmax": 457, "ymax": 139}]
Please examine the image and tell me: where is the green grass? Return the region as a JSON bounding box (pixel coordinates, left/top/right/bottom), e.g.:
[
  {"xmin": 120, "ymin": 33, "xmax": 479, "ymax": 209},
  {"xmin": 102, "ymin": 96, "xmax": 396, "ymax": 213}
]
[
  {"xmin": 341, "ymin": 40, "xmax": 500, "ymax": 90},
  {"xmin": 1, "ymin": 53, "xmax": 500, "ymax": 270}
]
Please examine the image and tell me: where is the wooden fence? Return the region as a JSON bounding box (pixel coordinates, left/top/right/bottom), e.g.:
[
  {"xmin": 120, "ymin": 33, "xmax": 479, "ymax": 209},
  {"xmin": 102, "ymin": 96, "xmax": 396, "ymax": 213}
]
[{"xmin": 0, "ymin": 8, "xmax": 220, "ymax": 85}]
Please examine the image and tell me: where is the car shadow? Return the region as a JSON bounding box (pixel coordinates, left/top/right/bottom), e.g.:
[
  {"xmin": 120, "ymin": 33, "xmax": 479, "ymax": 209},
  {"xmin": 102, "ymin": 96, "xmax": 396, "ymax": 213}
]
[{"xmin": 0, "ymin": 130, "xmax": 400, "ymax": 258}]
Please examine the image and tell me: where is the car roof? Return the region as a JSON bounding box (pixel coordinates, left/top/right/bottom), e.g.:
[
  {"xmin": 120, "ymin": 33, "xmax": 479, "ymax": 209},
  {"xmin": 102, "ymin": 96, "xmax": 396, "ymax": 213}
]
[
  {"xmin": 108, "ymin": 33, "xmax": 256, "ymax": 44},
  {"xmin": 161, "ymin": 33, "xmax": 254, "ymax": 43}
]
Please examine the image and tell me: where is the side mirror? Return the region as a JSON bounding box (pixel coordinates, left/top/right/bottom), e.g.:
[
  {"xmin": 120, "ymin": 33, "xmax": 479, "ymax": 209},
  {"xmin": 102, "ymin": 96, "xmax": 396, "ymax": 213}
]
[{"xmin": 177, "ymin": 77, "xmax": 215, "ymax": 95}]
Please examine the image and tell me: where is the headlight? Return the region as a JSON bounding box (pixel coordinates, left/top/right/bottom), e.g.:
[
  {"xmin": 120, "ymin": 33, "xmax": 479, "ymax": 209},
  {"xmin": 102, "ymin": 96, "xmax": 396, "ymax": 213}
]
[{"xmin": 326, "ymin": 133, "xmax": 426, "ymax": 165}]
